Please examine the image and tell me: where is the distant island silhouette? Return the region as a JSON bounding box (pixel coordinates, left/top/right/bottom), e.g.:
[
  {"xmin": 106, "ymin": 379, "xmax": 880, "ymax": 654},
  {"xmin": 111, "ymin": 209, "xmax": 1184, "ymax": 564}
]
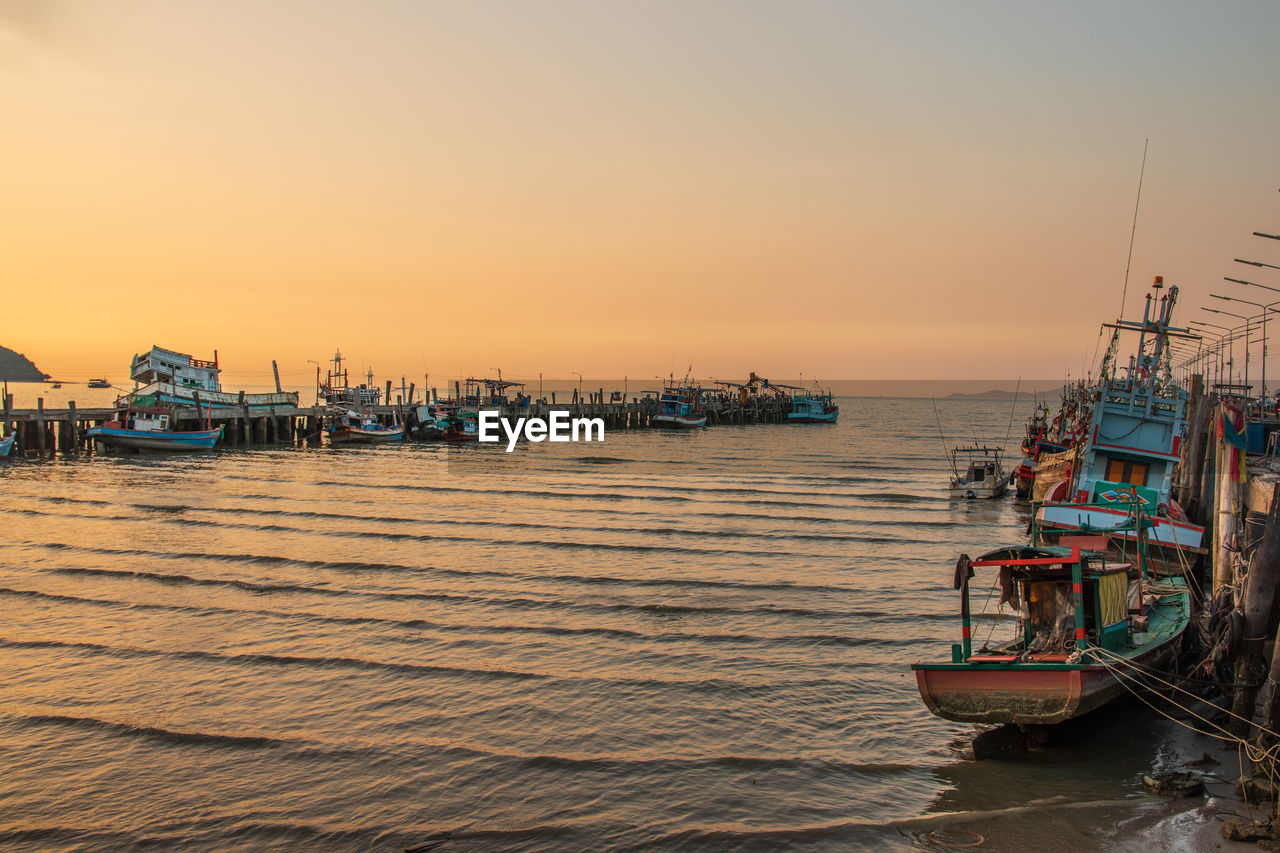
[
  {"xmin": 943, "ymin": 387, "xmax": 1063, "ymax": 400},
  {"xmin": 0, "ymin": 345, "xmax": 50, "ymax": 382}
]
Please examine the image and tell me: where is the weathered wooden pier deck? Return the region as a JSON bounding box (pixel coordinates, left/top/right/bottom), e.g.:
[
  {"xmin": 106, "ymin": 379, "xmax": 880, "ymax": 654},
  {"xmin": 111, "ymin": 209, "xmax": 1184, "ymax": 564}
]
[{"xmin": 0, "ymin": 391, "xmax": 796, "ymax": 454}]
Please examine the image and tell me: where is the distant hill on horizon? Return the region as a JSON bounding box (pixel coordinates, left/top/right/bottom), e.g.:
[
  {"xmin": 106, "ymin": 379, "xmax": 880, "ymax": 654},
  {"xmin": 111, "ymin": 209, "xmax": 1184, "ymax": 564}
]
[
  {"xmin": 943, "ymin": 386, "xmax": 1065, "ymax": 400},
  {"xmin": 0, "ymin": 345, "xmax": 48, "ymax": 382}
]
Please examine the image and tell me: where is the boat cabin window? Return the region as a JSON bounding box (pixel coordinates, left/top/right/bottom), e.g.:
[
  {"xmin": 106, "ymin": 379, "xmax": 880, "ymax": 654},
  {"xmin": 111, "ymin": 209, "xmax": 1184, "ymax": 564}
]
[{"xmin": 1105, "ymin": 458, "xmax": 1149, "ymax": 487}]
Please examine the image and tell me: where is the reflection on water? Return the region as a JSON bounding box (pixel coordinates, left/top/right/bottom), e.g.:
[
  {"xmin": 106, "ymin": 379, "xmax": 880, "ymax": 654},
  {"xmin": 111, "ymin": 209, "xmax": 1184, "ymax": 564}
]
[{"xmin": 0, "ymin": 398, "xmax": 1185, "ymax": 851}]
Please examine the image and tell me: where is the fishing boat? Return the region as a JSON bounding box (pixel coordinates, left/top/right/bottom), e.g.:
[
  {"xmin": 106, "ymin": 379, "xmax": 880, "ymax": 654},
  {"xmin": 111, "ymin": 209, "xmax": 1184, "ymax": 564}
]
[
  {"xmin": 408, "ymin": 403, "xmax": 446, "ymax": 439},
  {"xmin": 84, "ymin": 405, "xmax": 223, "ymax": 452},
  {"xmin": 1013, "ymin": 401, "xmax": 1051, "ymax": 499},
  {"xmin": 442, "ymin": 409, "xmax": 480, "ymax": 442},
  {"xmin": 652, "ymin": 385, "xmax": 706, "ymax": 429},
  {"xmin": 327, "ymin": 407, "xmax": 404, "ymax": 443},
  {"xmin": 0, "ymin": 433, "xmax": 13, "ymax": 457},
  {"xmin": 462, "ymin": 376, "xmax": 528, "ymax": 408},
  {"xmin": 914, "ymin": 503, "xmax": 1190, "ymax": 726},
  {"xmin": 87, "ymin": 378, "xmax": 110, "ymax": 389},
  {"xmin": 1034, "ymin": 278, "xmax": 1205, "ymax": 561},
  {"xmin": 948, "ymin": 445, "xmax": 1008, "ymax": 499},
  {"xmin": 788, "ymin": 386, "xmax": 839, "ymax": 423},
  {"xmin": 127, "ymin": 346, "xmax": 298, "ymax": 413}
]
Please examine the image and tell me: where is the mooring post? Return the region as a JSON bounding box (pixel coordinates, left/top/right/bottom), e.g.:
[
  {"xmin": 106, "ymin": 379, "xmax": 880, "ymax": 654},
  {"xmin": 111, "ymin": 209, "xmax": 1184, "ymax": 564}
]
[
  {"xmin": 272, "ymin": 359, "xmax": 282, "ymax": 393},
  {"xmin": 1231, "ymin": 482, "xmax": 1280, "ymax": 736},
  {"xmin": 36, "ymin": 397, "xmax": 46, "ymax": 454},
  {"xmin": 1248, "ymin": 485, "xmax": 1280, "ymax": 741},
  {"xmin": 68, "ymin": 401, "xmax": 79, "ymax": 450},
  {"xmin": 238, "ymin": 391, "xmax": 250, "ymax": 444}
]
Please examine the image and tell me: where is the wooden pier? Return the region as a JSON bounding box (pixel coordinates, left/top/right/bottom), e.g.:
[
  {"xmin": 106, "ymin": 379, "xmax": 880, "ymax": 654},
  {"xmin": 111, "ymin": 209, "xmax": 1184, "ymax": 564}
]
[{"xmin": 0, "ymin": 391, "xmax": 797, "ymax": 455}]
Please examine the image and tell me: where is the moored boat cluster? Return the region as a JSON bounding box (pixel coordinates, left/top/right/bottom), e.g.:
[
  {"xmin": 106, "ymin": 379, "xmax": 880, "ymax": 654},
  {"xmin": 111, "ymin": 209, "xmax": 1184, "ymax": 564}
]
[
  {"xmin": 916, "ymin": 277, "xmax": 1208, "ymax": 732},
  {"xmin": 1, "ymin": 350, "xmax": 842, "ymax": 455}
]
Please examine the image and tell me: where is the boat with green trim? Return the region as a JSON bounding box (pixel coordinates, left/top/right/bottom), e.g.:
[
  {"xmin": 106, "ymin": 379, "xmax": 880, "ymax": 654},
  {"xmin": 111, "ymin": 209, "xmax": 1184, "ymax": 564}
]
[
  {"xmin": 1034, "ymin": 277, "xmax": 1205, "ymax": 561},
  {"xmin": 84, "ymin": 405, "xmax": 224, "ymax": 452},
  {"xmin": 913, "ymin": 510, "xmax": 1190, "ymax": 725},
  {"xmin": 788, "ymin": 386, "xmax": 839, "ymax": 423}
]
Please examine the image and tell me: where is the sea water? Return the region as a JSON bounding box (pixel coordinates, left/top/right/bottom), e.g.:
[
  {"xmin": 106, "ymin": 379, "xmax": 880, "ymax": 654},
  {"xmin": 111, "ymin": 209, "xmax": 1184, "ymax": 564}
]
[{"xmin": 0, "ymin": 397, "xmax": 1200, "ymax": 851}]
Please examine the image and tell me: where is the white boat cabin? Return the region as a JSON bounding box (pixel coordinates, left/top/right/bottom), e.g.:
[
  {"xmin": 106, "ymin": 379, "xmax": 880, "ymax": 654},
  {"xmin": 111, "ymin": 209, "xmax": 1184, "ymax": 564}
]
[
  {"xmin": 110, "ymin": 409, "xmax": 173, "ymax": 432},
  {"xmin": 131, "ymin": 346, "xmax": 221, "ymax": 392}
]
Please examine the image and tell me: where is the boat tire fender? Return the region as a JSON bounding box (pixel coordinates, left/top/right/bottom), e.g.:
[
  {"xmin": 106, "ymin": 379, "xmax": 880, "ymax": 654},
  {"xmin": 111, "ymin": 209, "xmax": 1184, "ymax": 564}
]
[{"xmin": 1212, "ymin": 610, "xmax": 1244, "ymax": 661}]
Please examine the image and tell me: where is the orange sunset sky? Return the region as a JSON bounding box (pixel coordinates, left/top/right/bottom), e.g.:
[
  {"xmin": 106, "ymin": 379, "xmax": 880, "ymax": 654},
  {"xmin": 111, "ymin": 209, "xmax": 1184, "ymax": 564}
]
[{"xmin": 3, "ymin": 1, "xmax": 1279, "ymax": 387}]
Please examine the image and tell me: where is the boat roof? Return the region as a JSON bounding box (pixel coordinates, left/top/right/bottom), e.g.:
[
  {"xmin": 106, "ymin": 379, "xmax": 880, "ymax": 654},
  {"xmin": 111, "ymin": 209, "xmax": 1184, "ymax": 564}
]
[
  {"xmin": 951, "ymin": 444, "xmax": 1003, "ymax": 454},
  {"xmin": 465, "ymin": 378, "xmax": 526, "ymax": 390}
]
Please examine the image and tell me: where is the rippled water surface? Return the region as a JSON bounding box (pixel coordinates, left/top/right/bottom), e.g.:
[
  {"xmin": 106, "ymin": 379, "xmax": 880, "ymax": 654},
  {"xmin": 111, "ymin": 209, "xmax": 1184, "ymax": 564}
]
[{"xmin": 0, "ymin": 398, "xmax": 1185, "ymax": 851}]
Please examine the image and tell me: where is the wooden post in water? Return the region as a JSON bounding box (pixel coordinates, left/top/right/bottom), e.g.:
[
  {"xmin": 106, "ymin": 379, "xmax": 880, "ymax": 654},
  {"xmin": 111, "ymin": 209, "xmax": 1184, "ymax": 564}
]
[
  {"xmin": 2, "ymin": 392, "xmax": 10, "ymax": 439},
  {"xmin": 1231, "ymin": 482, "xmax": 1280, "ymax": 735},
  {"xmin": 1214, "ymin": 403, "xmax": 1241, "ymax": 593},
  {"xmin": 1247, "ymin": 486, "xmax": 1280, "ymax": 740},
  {"xmin": 239, "ymin": 391, "xmax": 250, "ymax": 445},
  {"xmin": 272, "ymin": 360, "xmax": 282, "ymax": 393},
  {"xmin": 385, "ymin": 380, "xmax": 392, "ymax": 406},
  {"xmin": 1181, "ymin": 378, "xmax": 1208, "ymax": 515},
  {"xmin": 36, "ymin": 398, "xmax": 45, "ymax": 454},
  {"xmin": 68, "ymin": 401, "xmax": 79, "ymax": 450}
]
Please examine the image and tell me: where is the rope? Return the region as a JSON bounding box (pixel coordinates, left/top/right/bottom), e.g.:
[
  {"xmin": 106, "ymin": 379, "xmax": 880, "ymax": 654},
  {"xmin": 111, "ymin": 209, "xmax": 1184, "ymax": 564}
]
[{"xmin": 1087, "ymin": 643, "xmax": 1280, "ymax": 756}]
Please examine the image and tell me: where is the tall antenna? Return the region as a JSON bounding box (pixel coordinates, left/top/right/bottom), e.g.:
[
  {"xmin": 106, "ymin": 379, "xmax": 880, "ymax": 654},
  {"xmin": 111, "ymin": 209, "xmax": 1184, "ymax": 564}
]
[
  {"xmin": 1002, "ymin": 377, "xmax": 1021, "ymax": 447},
  {"xmin": 1119, "ymin": 138, "xmax": 1149, "ymax": 320},
  {"xmin": 931, "ymin": 397, "xmax": 958, "ymax": 477}
]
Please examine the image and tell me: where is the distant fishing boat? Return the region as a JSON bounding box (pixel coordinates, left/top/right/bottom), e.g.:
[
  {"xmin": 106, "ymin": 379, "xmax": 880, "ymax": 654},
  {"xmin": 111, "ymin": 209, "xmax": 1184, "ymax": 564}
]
[
  {"xmin": 788, "ymin": 386, "xmax": 839, "ymax": 423},
  {"xmin": 443, "ymin": 409, "xmax": 480, "ymax": 442},
  {"xmin": 317, "ymin": 349, "xmax": 380, "ymax": 409},
  {"xmin": 50, "ymin": 383, "xmax": 62, "ymax": 389},
  {"xmin": 84, "ymin": 405, "xmax": 223, "ymax": 452},
  {"xmin": 948, "ymin": 445, "xmax": 1008, "ymax": 499},
  {"xmin": 1034, "ymin": 278, "xmax": 1205, "ymax": 561},
  {"xmin": 652, "ymin": 385, "xmax": 706, "ymax": 429},
  {"xmin": 327, "ymin": 407, "xmax": 404, "ymax": 443},
  {"xmin": 913, "ymin": 513, "xmax": 1190, "ymax": 725},
  {"xmin": 0, "ymin": 433, "xmax": 13, "ymax": 457},
  {"xmin": 87, "ymin": 378, "xmax": 110, "ymax": 389}
]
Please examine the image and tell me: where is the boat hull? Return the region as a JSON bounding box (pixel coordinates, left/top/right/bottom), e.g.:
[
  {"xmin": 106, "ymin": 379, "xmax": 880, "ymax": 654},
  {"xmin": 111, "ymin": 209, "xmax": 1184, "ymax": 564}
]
[
  {"xmin": 128, "ymin": 382, "xmax": 298, "ymax": 414},
  {"xmin": 949, "ymin": 481, "xmax": 1006, "ymax": 499},
  {"xmin": 1037, "ymin": 502, "xmax": 1204, "ymax": 553},
  {"xmin": 652, "ymin": 414, "xmax": 707, "ymax": 428},
  {"xmin": 330, "ymin": 426, "xmax": 404, "ymax": 443},
  {"xmin": 84, "ymin": 426, "xmax": 223, "ymax": 451},
  {"xmin": 787, "ymin": 412, "xmax": 838, "ymax": 423},
  {"xmin": 0, "ymin": 434, "xmax": 13, "ymax": 457},
  {"xmin": 1014, "ymin": 462, "xmax": 1035, "ymax": 499},
  {"xmin": 913, "ymin": 639, "xmax": 1181, "ymax": 726}
]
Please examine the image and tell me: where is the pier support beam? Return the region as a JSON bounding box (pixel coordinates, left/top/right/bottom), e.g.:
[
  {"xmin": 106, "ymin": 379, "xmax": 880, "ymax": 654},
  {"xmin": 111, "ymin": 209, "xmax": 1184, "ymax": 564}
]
[
  {"xmin": 1246, "ymin": 487, "xmax": 1280, "ymax": 740},
  {"xmin": 1231, "ymin": 483, "xmax": 1280, "ymax": 736}
]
